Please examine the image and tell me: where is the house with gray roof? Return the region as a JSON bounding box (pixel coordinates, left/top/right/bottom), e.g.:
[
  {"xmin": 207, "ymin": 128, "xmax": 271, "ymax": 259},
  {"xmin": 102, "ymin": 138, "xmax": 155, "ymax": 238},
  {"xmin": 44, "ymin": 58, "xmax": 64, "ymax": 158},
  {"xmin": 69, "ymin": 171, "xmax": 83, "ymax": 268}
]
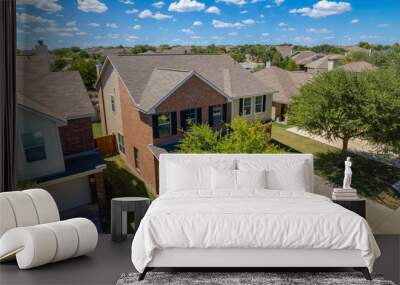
[
  {"xmin": 96, "ymin": 54, "xmax": 274, "ymax": 193},
  {"xmin": 16, "ymin": 41, "xmax": 106, "ymax": 217},
  {"xmin": 304, "ymin": 54, "xmax": 344, "ymax": 73},
  {"xmin": 290, "ymin": 51, "xmax": 325, "ymax": 70},
  {"xmin": 254, "ymin": 66, "xmax": 313, "ymax": 122},
  {"xmin": 338, "ymin": 61, "xmax": 377, "ymax": 72}
]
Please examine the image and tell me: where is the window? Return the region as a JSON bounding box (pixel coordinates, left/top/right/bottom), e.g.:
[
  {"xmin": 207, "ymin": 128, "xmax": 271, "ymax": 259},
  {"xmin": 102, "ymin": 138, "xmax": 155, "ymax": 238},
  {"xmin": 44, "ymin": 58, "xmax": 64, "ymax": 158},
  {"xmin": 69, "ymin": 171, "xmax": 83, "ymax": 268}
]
[
  {"xmin": 158, "ymin": 113, "xmax": 171, "ymax": 137},
  {"xmin": 22, "ymin": 131, "xmax": 46, "ymax": 162},
  {"xmin": 242, "ymin": 97, "xmax": 252, "ymax": 115},
  {"xmin": 111, "ymin": 96, "xmax": 116, "ymax": 112},
  {"xmin": 185, "ymin": 109, "xmax": 197, "ymax": 125},
  {"xmin": 134, "ymin": 147, "xmax": 140, "ymax": 171},
  {"xmin": 212, "ymin": 105, "xmax": 223, "ymax": 125},
  {"xmin": 255, "ymin": 96, "xmax": 263, "ymax": 113},
  {"xmin": 117, "ymin": 133, "xmax": 125, "ymax": 154}
]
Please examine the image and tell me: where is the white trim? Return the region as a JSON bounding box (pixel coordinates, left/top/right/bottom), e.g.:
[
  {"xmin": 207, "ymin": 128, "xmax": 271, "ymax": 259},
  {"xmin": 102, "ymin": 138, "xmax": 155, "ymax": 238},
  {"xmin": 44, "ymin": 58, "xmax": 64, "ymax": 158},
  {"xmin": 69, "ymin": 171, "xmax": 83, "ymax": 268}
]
[
  {"xmin": 254, "ymin": 95, "xmax": 264, "ymax": 114},
  {"xmin": 39, "ymin": 164, "xmax": 106, "ymax": 187},
  {"xmin": 242, "ymin": 97, "xmax": 252, "ymax": 116}
]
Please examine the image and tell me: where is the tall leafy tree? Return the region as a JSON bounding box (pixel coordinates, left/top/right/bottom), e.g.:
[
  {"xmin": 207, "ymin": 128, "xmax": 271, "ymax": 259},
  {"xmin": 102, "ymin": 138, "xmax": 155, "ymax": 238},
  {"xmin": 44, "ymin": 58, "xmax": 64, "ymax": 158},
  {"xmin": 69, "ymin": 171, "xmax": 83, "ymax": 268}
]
[
  {"xmin": 289, "ymin": 70, "xmax": 370, "ymax": 154},
  {"xmin": 178, "ymin": 124, "xmax": 219, "ymax": 153}
]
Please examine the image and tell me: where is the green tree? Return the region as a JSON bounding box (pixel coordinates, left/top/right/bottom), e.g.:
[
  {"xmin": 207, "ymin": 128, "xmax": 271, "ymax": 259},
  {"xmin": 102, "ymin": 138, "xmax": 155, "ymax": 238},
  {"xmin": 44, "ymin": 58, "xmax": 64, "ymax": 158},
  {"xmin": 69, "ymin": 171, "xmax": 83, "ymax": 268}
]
[
  {"xmin": 218, "ymin": 118, "xmax": 278, "ymax": 153},
  {"xmin": 179, "ymin": 117, "xmax": 278, "ymax": 153},
  {"xmin": 229, "ymin": 49, "xmax": 245, "ymax": 62},
  {"xmin": 363, "ymin": 68, "xmax": 400, "ymax": 153},
  {"xmin": 178, "ymin": 124, "xmax": 219, "ymax": 153},
  {"xmin": 70, "ymin": 57, "xmax": 97, "ymax": 90},
  {"xmin": 288, "ymin": 70, "xmax": 370, "ymax": 154}
]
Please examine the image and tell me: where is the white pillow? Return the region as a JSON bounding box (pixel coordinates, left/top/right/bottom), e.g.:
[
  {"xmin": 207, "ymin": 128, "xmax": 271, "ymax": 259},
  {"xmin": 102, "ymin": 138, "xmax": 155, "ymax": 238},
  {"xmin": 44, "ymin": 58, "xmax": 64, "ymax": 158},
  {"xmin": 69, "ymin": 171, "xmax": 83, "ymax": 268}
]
[
  {"xmin": 211, "ymin": 168, "xmax": 237, "ymax": 190},
  {"xmin": 167, "ymin": 160, "xmax": 236, "ymax": 192},
  {"xmin": 236, "ymin": 169, "xmax": 267, "ymax": 189},
  {"xmin": 168, "ymin": 163, "xmax": 211, "ymax": 191},
  {"xmin": 238, "ymin": 159, "xmax": 307, "ymax": 191}
]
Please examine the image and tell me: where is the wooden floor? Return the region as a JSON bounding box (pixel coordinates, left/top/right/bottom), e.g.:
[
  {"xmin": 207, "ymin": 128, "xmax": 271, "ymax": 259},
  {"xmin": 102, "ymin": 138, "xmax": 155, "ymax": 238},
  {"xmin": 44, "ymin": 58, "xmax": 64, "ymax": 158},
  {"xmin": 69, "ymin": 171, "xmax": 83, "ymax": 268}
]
[{"xmin": 0, "ymin": 235, "xmax": 399, "ymax": 285}]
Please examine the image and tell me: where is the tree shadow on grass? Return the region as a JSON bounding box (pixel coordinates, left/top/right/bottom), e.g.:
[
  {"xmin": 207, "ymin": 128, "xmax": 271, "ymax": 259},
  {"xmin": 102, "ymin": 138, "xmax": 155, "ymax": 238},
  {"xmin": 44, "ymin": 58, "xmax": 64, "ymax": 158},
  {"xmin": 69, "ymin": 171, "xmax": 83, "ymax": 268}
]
[{"xmin": 314, "ymin": 151, "xmax": 400, "ymax": 208}]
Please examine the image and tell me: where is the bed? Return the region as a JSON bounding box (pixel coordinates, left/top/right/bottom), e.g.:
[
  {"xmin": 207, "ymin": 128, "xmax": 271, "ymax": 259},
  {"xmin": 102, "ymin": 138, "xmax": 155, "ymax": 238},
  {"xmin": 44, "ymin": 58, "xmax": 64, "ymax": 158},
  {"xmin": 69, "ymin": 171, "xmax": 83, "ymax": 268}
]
[{"xmin": 131, "ymin": 154, "xmax": 380, "ymax": 280}]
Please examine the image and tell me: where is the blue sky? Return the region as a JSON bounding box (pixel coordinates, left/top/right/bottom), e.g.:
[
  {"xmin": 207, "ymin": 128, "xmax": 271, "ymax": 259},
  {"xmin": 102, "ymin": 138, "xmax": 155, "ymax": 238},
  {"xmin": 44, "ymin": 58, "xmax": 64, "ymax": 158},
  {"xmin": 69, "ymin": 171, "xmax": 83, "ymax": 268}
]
[{"xmin": 17, "ymin": 0, "xmax": 400, "ymax": 49}]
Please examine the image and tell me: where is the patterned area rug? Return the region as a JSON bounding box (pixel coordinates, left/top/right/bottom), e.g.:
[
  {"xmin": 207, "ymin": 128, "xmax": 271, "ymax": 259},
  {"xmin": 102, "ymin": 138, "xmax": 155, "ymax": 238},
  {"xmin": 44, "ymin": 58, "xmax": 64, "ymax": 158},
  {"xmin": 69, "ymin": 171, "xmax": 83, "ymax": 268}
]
[{"xmin": 116, "ymin": 272, "xmax": 395, "ymax": 285}]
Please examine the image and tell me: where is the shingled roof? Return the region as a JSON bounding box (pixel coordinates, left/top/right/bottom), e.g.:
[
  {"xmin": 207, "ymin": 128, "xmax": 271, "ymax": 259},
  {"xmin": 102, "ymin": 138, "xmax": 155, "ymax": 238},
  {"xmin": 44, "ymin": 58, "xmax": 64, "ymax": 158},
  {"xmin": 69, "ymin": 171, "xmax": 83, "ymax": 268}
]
[
  {"xmin": 338, "ymin": 61, "xmax": 377, "ymax": 72},
  {"xmin": 291, "ymin": 51, "xmax": 324, "ymax": 66},
  {"xmin": 253, "ymin": 66, "xmax": 313, "ymax": 105},
  {"xmin": 16, "ymin": 55, "xmax": 95, "ymax": 122},
  {"xmin": 98, "ymin": 54, "xmax": 274, "ymax": 113}
]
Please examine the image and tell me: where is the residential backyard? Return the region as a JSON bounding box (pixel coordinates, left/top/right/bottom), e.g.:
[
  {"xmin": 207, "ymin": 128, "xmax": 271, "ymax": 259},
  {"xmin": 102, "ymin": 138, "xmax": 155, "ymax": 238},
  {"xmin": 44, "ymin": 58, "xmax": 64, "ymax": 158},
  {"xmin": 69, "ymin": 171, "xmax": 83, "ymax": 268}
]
[{"xmin": 271, "ymin": 123, "xmax": 400, "ymax": 209}]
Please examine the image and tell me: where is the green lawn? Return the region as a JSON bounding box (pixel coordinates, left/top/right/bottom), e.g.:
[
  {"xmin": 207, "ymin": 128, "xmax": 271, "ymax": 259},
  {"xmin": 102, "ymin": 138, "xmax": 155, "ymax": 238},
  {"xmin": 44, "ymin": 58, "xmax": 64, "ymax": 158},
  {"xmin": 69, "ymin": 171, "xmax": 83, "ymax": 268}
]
[
  {"xmin": 92, "ymin": 122, "xmax": 102, "ymax": 139},
  {"xmin": 271, "ymin": 123, "xmax": 400, "ymax": 209}
]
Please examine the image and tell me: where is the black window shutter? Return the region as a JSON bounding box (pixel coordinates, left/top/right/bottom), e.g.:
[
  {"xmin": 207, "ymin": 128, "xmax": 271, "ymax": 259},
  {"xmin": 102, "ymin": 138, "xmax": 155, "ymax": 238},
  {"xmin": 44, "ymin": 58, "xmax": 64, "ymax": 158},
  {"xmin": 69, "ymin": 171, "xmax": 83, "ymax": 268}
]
[
  {"xmin": 196, "ymin": 108, "xmax": 202, "ymax": 124},
  {"xmin": 180, "ymin": 110, "xmax": 187, "ymax": 130},
  {"xmin": 171, "ymin": 112, "xmax": 177, "ymax": 135},
  {"xmin": 208, "ymin": 106, "xmax": 213, "ymax": 127},
  {"xmin": 222, "ymin": 104, "xmax": 227, "ymax": 123},
  {"xmin": 152, "ymin": 114, "xmax": 159, "ymax": 139},
  {"xmin": 262, "ymin": 95, "xmax": 267, "ymax": 112},
  {"xmin": 239, "ymin": 98, "xmax": 243, "ymax": 116}
]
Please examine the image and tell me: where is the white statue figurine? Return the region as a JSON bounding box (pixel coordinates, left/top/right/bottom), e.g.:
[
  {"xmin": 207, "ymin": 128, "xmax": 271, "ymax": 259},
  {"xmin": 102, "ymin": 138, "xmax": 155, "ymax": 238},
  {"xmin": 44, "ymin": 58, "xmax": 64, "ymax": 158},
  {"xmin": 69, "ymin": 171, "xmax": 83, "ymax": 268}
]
[{"xmin": 343, "ymin": 156, "xmax": 352, "ymax": 189}]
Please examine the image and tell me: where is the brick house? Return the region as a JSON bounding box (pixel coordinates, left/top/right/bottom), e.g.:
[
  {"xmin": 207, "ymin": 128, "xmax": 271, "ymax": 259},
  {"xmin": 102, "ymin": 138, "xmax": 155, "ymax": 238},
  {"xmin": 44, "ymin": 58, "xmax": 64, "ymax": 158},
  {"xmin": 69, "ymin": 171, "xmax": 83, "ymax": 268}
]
[
  {"xmin": 96, "ymin": 54, "xmax": 275, "ymax": 194},
  {"xmin": 16, "ymin": 42, "xmax": 106, "ymax": 216},
  {"xmin": 254, "ymin": 66, "xmax": 313, "ymax": 122}
]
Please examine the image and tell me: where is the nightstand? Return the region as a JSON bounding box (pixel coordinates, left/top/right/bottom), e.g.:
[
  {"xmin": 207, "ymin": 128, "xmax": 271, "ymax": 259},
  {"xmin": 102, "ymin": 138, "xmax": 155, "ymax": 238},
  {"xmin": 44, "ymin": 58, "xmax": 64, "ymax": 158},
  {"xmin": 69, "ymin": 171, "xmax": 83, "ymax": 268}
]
[{"xmin": 332, "ymin": 199, "xmax": 366, "ymax": 218}]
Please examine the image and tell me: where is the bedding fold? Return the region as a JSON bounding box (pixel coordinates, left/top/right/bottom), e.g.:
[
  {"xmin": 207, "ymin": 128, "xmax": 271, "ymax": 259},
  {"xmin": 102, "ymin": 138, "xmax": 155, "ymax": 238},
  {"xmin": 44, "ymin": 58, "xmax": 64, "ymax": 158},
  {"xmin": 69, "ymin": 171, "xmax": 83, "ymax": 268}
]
[{"xmin": 131, "ymin": 190, "xmax": 380, "ymax": 273}]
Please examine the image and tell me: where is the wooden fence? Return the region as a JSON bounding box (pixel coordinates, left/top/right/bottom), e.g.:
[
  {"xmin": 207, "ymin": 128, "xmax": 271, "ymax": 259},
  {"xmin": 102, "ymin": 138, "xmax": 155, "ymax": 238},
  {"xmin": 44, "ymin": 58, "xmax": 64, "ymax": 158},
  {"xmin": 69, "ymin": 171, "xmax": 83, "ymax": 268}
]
[{"xmin": 95, "ymin": 134, "xmax": 118, "ymax": 157}]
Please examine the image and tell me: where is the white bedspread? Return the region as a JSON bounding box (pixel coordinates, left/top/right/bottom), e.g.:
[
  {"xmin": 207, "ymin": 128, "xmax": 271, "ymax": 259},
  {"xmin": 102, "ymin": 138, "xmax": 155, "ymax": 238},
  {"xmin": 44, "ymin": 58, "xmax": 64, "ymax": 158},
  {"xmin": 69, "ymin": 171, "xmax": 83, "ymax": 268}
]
[{"xmin": 131, "ymin": 190, "xmax": 380, "ymax": 273}]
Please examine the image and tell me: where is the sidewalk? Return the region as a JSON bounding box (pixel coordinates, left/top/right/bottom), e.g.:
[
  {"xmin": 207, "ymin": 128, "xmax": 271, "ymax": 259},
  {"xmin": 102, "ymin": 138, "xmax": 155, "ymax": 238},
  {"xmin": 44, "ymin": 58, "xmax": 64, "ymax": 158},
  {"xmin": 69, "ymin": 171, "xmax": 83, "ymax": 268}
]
[
  {"xmin": 287, "ymin": 127, "xmax": 399, "ymax": 167},
  {"xmin": 313, "ymin": 175, "xmax": 400, "ymax": 234}
]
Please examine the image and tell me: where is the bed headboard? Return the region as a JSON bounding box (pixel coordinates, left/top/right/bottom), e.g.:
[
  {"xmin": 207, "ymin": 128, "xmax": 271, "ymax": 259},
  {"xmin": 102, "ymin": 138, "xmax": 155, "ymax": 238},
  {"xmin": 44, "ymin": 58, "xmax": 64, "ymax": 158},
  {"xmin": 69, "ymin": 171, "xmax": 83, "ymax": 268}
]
[{"xmin": 159, "ymin": 153, "xmax": 314, "ymax": 195}]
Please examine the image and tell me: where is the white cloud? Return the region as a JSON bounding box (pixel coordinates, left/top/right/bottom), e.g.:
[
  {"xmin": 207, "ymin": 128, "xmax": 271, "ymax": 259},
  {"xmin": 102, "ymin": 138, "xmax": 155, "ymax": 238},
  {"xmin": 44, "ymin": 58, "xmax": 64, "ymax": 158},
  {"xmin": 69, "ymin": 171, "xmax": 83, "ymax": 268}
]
[
  {"xmin": 76, "ymin": 31, "xmax": 87, "ymax": 35},
  {"xmin": 287, "ymin": 27, "xmax": 295, "ymax": 31},
  {"xmin": 265, "ymin": 4, "xmax": 272, "ymax": 8},
  {"xmin": 378, "ymin": 23, "xmax": 389, "ymax": 28},
  {"xmin": 306, "ymin": 27, "xmax": 331, "ymax": 33},
  {"xmin": 278, "ymin": 22, "xmax": 287, "ymax": 27},
  {"xmin": 127, "ymin": 35, "xmax": 139, "ymax": 42},
  {"xmin": 168, "ymin": 0, "xmax": 205, "ymax": 12},
  {"xmin": 240, "ymin": 10, "xmax": 248, "ymax": 14},
  {"xmin": 32, "ymin": 27, "xmax": 46, "ymax": 33},
  {"xmin": 228, "ymin": 32, "xmax": 238, "ymax": 36},
  {"xmin": 212, "ymin": 19, "xmax": 243, "ymax": 28},
  {"xmin": 66, "ymin": 21, "xmax": 76, "ymax": 26},
  {"xmin": 205, "ymin": 6, "xmax": 221, "ymax": 14},
  {"xmin": 274, "ymin": 0, "xmax": 284, "ymax": 6},
  {"xmin": 77, "ymin": 0, "xmax": 108, "ymax": 13},
  {"xmin": 193, "ymin": 20, "xmax": 203, "ymax": 26},
  {"xmin": 191, "ymin": 35, "xmax": 201, "ymax": 39},
  {"xmin": 261, "ymin": 32, "xmax": 269, "ymax": 37},
  {"xmin": 290, "ymin": 0, "xmax": 351, "ymax": 18},
  {"xmin": 294, "ymin": 36, "xmax": 313, "ymax": 42},
  {"xmin": 216, "ymin": 0, "xmax": 246, "ymax": 6},
  {"xmin": 139, "ymin": 9, "xmax": 172, "ymax": 20},
  {"xmin": 126, "ymin": 8, "xmax": 138, "ymax": 14},
  {"xmin": 132, "ymin": 24, "xmax": 141, "ymax": 30},
  {"xmin": 350, "ymin": 18, "xmax": 359, "ymax": 24},
  {"xmin": 181, "ymin": 28, "xmax": 194, "ymax": 34},
  {"xmin": 106, "ymin": 23, "xmax": 118, "ymax": 28},
  {"xmin": 242, "ymin": 19, "xmax": 255, "ymax": 25},
  {"xmin": 88, "ymin": 22, "xmax": 100, "ymax": 27},
  {"xmin": 324, "ymin": 36, "xmax": 335, "ymax": 39},
  {"xmin": 211, "ymin": 36, "xmax": 224, "ymax": 40},
  {"xmin": 152, "ymin": 1, "xmax": 165, "ymax": 8},
  {"xmin": 59, "ymin": 32, "xmax": 73, "ymax": 37},
  {"xmin": 107, "ymin": 33, "xmax": 120, "ymax": 39},
  {"xmin": 17, "ymin": 0, "xmax": 62, "ymax": 12},
  {"xmin": 16, "ymin": 13, "xmax": 54, "ymax": 25},
  {"xmin": 360, "ymin": 35, "xmax": 380, "ymax": 39},
  {"xmin": 260, "ymin": 14, "xmax": 264, "ymax": 18},
  {"xmin": 251, "ymin": 0, "xmax": 265, "ymax": 3},
  {"xmin": 120, "ymin": 0, "xmax": 134, "ymax": 4}
]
